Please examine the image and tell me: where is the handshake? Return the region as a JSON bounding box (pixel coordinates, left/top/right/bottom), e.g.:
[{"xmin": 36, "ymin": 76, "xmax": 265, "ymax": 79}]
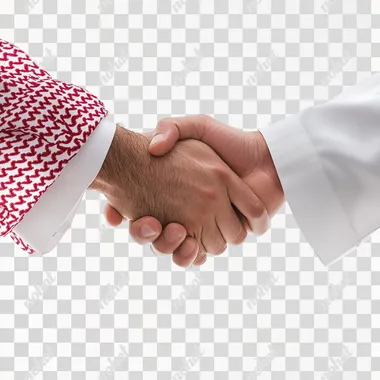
[{"xmin": 90, "ymin": 115, "xmax": 285, "ymax": 267}]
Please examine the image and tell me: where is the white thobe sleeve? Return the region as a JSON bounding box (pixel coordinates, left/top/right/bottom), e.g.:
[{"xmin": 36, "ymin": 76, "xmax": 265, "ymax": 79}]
[
  {"xmin": 13, "ymin": 115, "xmax": 116, "ymax": 254},
  {"xmin": 260, "ymin": 74, "xmax": 380, "ymax": 265}
]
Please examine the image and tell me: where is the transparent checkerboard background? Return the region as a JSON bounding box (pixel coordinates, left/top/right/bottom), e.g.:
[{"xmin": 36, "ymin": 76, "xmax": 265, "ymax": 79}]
[{"xmin": 0, "ymin": 0, "xmax": 378, "ymax": 378}]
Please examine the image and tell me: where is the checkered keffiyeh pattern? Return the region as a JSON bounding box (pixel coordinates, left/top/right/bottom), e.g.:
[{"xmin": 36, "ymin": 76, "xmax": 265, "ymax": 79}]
[{"xmin": 0, "ymin": 38, "xmax": 108, "ymax": 253}]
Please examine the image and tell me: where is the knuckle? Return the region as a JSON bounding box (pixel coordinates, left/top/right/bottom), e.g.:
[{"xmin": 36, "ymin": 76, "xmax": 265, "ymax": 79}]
[
  {"xmin": 214, "ymin": 165, "xmax": 230, "ymax": 181},
  {"xmin": 202, "ymin": 187, "xmax": 220, "ymax": 203},
  {"xmin": 198, "ymin": 114, "xmax": 212, "ymax": 125}
]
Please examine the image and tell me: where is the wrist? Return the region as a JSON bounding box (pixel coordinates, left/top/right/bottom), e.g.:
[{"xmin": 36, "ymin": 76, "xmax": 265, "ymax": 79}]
[
  {"xmin": 255, "ymin": 131, "xmax": 283, "ymax": 195},
  {"xmin": 89, "ymin": 125, "xmax": 124, "ymax": 194},
  {"xmin": 89, "ymin": 126, "xmax": 150, "ymax": 212},
  {"xmin": 250, "ymin": 130, "xmax": 284, "ymax": 215}
]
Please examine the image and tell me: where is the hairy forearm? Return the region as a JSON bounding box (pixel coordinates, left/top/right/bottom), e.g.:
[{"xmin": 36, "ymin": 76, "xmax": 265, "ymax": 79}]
[
  {"xmin": 90, "ymin": 124, "xmax": 180, "ymax": 223},
  {"xmin": 89, "ymin": 126, "xmax": 152, "ymax": 218},
  {"xmin": 90, "ymin": 125, "xmax": 121, "ymax": 193}
]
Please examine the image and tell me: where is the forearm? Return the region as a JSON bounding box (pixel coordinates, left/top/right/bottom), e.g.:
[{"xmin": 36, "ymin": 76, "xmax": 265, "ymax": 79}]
[
  {"xmin": 89, "ymin": 126, "xmax": 154, "ymax": 221},
  {"xmin": 89, "ymin": 125, "xmax": 127, "ymax": 194}
]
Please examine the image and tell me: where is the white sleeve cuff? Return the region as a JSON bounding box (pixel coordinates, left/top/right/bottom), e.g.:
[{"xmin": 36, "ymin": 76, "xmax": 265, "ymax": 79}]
[
  {"xmin": 260, "ymin": 115, "xmax": 362, "ymax": 266},
  {"xmin": 13, "ymin": 115, "xmax": 116, "ymax": 255}
]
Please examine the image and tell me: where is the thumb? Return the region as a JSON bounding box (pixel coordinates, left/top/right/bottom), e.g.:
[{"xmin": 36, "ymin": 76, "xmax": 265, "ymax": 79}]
[
  {"xmin": 149, "ymin": 115, "xmax": 225, "ymax": 158},
  {"xmin": 149, "ymin": 119, "xmax": 180, "ymax": 156}
]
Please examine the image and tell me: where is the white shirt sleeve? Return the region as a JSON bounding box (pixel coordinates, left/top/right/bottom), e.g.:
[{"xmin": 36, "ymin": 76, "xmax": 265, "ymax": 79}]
[
  {"xmin": 13, "ymin": 115, "xmax": 116, "ymax": 255},
  {"xmin": 260, "ymin": 74, "xmax": 380, "ymax": 266}
]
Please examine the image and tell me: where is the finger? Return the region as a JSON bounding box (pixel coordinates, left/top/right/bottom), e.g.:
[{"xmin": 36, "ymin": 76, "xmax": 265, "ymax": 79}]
[
  {"xmin": 216, "ymin": 204, "xmax": 248, "ymax": 245},
  {"xmin": 172, "ymin": 237, "xmax": 199, "ymax": 268},
  {"xmin": 151, "ymin": 223, "xmax": 187, "ymax": 254},
  {"xmin": 240, "ymin": 213, "xmax": 252, "ymax": 233},
  {"xmin": 192, "ymin": 251, "xmax": 207, "ymax": 266},
  {"xmin": 191, "ymin": 243, "xmax": 207, "ymax": 266},
  {"xmin": 192, "ymin": 245, "xmax": 208, "ymax": 266},
  {"xmin": 201, "ymin": 223, "xmax": 227, "ymax": 256},
  {"xmin": 149, "ymin": 115, "xmax": 215, "ymax": 156},
  {"xmin": 232, "ymin": 206, "xmax": 252, "ymax": 233},
  {"xmin": 104, "ymin": 203, "xmax": 124, "ymax": 227},
  {"xmin": 149, "ymin": 119, "xmax": 181, "ymax": 156},
  {"xmin": 128, "ymin": 217, "xmax": 163, "ymax": 245},
  {"xmin": 227, "ymin": 173, "xmax": 270, "ymax": 235},
  {"xmin": 149, "ymin": 116, "xmax": 245, "ymax": 172}
]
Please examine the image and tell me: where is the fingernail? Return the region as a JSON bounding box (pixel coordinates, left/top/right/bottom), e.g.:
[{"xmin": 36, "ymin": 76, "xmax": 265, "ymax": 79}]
[
  {"xmin": 150, "ymin": 244, "xmax": 157, "ymax": 255},
  {"xmin": 150, "ymin": 134, "xmax": 164, "ymax": 146},
  {"xmin": 141, "ymin": 224, "xmax": 157, "ymax": 238}
]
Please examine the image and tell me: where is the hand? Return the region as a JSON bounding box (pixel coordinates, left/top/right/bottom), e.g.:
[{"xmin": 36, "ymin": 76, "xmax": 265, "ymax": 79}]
[
  {"xmin": 149, "ymin": 115, "xmax": 284, "ymax": 216},
  {"xmin": 91, "ymin": 125, "xmax": 269, "ymax": 267},
  {"xmin": 104, "ymin": 206, "xmax": 207, "ymax": 265},
  {"xmin": 123, "ymin": 116, "xmax": 285, "ymax": 265}
]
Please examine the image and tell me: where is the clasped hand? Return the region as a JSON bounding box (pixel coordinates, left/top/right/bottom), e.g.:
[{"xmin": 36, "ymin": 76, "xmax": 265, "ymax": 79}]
[{"xmin": 93, "ymin": 115, "xmax": 284, "ymax": 267}]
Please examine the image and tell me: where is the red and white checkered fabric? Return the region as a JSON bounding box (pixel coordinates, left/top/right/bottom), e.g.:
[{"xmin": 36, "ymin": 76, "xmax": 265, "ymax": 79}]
[{"xmin": 0, "ymin": 39, "xmax": 108, "ymax": 253}]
